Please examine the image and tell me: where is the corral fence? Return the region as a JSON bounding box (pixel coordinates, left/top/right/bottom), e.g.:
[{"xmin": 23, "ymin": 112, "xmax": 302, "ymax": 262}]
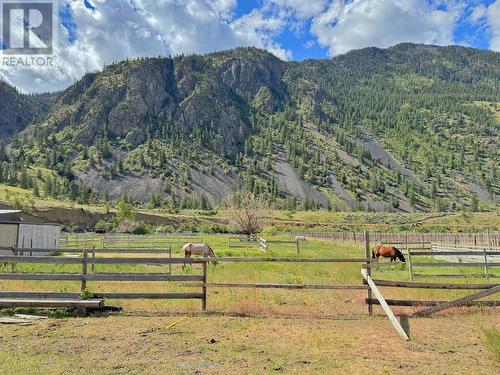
[
  {"xmin": 227, "ymin": 234, "xmax": 257, "ymax": 248},
  {"xmin": 258, "ymin": 237, "xmax": 268, "ymax": 252},
  {"xmin": 406, "ymin": 243, "xmax": 500, "ymax": 280},
  {"xmin": 60, "ymin": 233, "xmax": 203, "ymax": 250},
  {"xmin": 294, "ymin": 231, "xmax": 499, "ymax": 247},
  {"xmin": 0, "ymin": 245, "xmax": 207, "ymax": 310},
  {"xmin": 0, "ymin": 245, "xmax": 369, "ymax": 313},
  {"xmin": 2, "ymin": 232, "xmax": 500, "ymax": 342},
  {"xmin": 258, "ymin": 237, "xmax": 304, "ymax": 254},
  {"xmin": 362, "ymin": 231, "xmax": 500, "ymax": 340}
]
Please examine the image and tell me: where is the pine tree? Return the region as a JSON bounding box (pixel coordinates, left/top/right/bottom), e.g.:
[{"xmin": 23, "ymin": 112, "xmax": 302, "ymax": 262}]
[
  {"xmin": 33, "ymin": 182, "xmax": 40, "ymax": 197},
  {"xmin": 470, "ymin": 194, "xmax": 479, "ymax": 212}
]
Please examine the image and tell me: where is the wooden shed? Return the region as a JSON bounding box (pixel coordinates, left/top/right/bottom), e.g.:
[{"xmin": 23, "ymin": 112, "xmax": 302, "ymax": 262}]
[{"xmin": 0, "ymin": 210, "xmax": 61, "ymax": 255}]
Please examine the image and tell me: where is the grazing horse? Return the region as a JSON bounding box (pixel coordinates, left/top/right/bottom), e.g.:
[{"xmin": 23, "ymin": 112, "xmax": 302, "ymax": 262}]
[
  {"xmin": 182, "ymin": 243, "xmax": 218, "ymax": 265},
  {"xmin": 372, "ymin": 245, "xmax": 406, "ymax": 263}
]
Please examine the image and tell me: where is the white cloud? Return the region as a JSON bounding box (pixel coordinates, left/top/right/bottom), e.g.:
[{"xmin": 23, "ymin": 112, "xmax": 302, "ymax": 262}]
[
  {"xmin": 468, "ymin": 4, "xmax": 487, "ymax": 23},
  {"xmin": 0, "ymin": 0, "xmax": 495, "ymax": 93},
  {"xmin": 266, "ymin": 0, "xmax": 328, "ymax": 19},
  {"xmin": 212, "ymin": 0, "xmax": 238, "ymax": 19},
  {"xmin": 487, "ymin": 0, "xmax": 500, "ymax": 51},
  {"xmin": 231, "ymin": 9, "xmax": 292, "ymax": 60},
  {"xmin": 0, "ymin": 0, "xmax": 289, "ymax": 93},
  {"xmin": 311, "ymin": 0, "xmax": 461, "ymax": 56}
]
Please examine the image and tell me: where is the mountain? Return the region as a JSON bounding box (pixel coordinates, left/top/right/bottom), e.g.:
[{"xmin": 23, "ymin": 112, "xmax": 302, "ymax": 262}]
[
  {"xmin": 2, "ymin": 44, "xmax": 499, "ymax": 212},
  {"xmin": 0, "ymin": 80, "xmax": 57, "ymax": 142}
]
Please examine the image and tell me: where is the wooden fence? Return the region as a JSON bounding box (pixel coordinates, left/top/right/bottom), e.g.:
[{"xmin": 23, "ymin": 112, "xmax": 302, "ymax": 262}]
[
  {"xmin": 295, "ymin": 231, "xmax": 499, "ymax": 247},
  {"xmin": 60, "ymin": 233, "xmax": 203, "ymax": 249},
  {"xmin": 3, "ymin": 233, "xmax": 500, "ymax": 341},
  {"xmin": 257, "ymin": 237, "xmax": 303, "ymax": 254},
  {"xmin": 258, "ymin": 237, "xmax": 268, "ymax": 252},
  {"xmin": 404, "ymin": 243, "xmax": 500, "ymax": 280},
  {"xmin": 0, "ymin": 246, "xmax": 207, "ymax": 310},
  {"xmin": 227, "ymin": 234, "xmax": 257, "ymax": 248},
  {"xmin": 0, "ymin": 246, "xmax": 370, "ymax": 312}
]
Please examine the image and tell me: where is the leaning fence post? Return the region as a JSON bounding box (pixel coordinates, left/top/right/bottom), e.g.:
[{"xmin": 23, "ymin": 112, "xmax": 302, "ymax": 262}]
[
  {"xmin": 364, "ymin": 230, "xmax": 372, "ymax": 315},
  {"xmin": 202, "ymin": 260, "xmax": 207, "ymax": 311},
  {"xmin": 81, "ymin": 249, "xmax": 88, "ymax": 292}
]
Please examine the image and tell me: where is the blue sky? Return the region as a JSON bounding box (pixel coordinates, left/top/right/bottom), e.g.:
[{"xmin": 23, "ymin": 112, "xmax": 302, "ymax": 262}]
[
  {"xmin": 227, "ymin": 0, "xmax": 498, "ymax": 60},
  {"xmin": 2, "ymin": 0, "xmax": 500, "ymax": 92}
]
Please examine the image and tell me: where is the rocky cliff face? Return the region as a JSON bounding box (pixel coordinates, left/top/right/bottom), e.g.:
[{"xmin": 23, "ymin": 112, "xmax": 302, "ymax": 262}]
[{"xmin": 34, "ymin": 48, "xmax": 287, "ymax": 157}]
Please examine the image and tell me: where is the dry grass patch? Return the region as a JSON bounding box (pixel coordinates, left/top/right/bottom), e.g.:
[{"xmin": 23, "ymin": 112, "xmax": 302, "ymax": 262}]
[{"xmin": 0, "ymin": 312, "xmax": 499, "ymax": 374}]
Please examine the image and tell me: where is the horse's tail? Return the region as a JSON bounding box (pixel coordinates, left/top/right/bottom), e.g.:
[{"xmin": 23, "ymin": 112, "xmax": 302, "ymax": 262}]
[
  {"xmin": 371, "ymin": 247, "xmax": 377, "ymax": 259},
  {"xmin": 396, "ymin": 249, "xmax": 406, "ymax": 262}
]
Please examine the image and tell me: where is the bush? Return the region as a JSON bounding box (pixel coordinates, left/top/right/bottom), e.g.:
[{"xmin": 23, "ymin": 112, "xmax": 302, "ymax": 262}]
[
  {"xmin": 133, "ymin": 221, "xmax": 153, "ymax": 235},
  {"xmin": 114, "ymin": 220, "xmax": 153, "ymax": 234},
  {"xmin": 262, "ymin": 226, "xmax": 279, "ymax": 236},
  {"xmin": 155, "ymin": 225, "xmax": 175, "ymax": 234},
  {"xmin": 94, "ymin": 220, "xmax": 112, "ymax": 232}
]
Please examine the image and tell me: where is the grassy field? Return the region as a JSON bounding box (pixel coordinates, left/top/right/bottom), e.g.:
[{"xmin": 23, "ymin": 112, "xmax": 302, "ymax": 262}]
[{"xmin": 1, "ymin": 235, "xmax": 499, "ymax": 373}]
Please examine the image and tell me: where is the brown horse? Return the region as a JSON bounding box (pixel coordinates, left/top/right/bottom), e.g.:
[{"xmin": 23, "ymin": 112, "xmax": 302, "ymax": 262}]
[{"xmin": 372, "ymin": 245, "xmax": 406, "ymax": 263}]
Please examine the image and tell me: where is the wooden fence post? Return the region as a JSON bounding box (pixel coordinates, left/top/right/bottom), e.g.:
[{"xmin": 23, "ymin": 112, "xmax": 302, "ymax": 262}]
[
  {"xmin": 485, "ymin": 229, "xmax": 491, "ymax": 280},
  {"xmin": 483, "ymin": 247, "xmax": 489, "ymax": 279},
  {"xmin": 408, "ymin": 249, "xmax": 414, "ymax": 281},
  {"xmin": 11, "ymin": 247, "xmax": 16, "ymax": 273},
  {"xmin": 202, "ymin": 261, "xmax": 207, "ymax": 311},
  {"xmin": 296, "ymin": 239, "xmax": 300, "ymax": 255},
  {"xmin": 364, "ymin": 231, "xmax": 372, "ymax": 315},
  {"xmin": 168, "ymin": 246, "xmax": 172, "ymax": 275},
  {"xmin": 91, "ymin": 246, "xmax": 95, "ymax": 274},
  {"xmin": 81, "ymin": 249, "xmax": 88, "ymax": 292}
]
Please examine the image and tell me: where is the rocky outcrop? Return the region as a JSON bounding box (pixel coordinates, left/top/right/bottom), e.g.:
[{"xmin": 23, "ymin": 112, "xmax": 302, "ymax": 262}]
[{"xmin": 31, "ymin": 48, "xmax": 287, "ymax": 157}]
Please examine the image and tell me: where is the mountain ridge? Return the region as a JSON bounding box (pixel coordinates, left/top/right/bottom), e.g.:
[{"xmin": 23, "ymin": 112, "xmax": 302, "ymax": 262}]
[{"xmin": 1, "ymin": 43, "xmax": 498, "ymax": 212}]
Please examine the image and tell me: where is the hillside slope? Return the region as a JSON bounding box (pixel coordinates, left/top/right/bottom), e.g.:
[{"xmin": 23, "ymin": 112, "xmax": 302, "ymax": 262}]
[{"xmin": 3, "ymin": 44, "xmax": 499, "ymax": 212}]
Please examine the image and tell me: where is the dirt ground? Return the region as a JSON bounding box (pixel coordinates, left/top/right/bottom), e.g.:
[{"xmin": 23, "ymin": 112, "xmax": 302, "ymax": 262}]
[{"xmin": 1, "ymin": 310, "xmax": 498, "ymax": 374}]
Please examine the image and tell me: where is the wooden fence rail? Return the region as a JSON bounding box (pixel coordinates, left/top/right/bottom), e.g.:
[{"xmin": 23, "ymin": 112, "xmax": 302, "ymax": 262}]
[
  {"xmin": 0, "ymin": 249, "xmax": 370, "ymax": 311},
  {"xmin": 0, "ymin": 248, "xmax": 207, "ymax": 309},
  {"xmin": 227, "ymin": 235, "xmax": 257, "ymax": 248},
  {"xmin": 60, "ymin": 233, "xmax": 203, "ymax": 249},
  {"xmin": 402, "ymin": 242, "xmax": 500, "ymax": 280},
  {"xmin": 294, "ymin": 231, "xmax": 499, "ymax": 247}
]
